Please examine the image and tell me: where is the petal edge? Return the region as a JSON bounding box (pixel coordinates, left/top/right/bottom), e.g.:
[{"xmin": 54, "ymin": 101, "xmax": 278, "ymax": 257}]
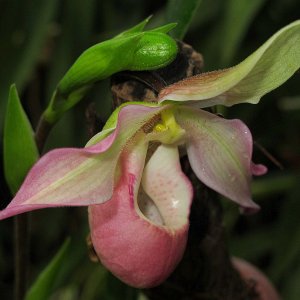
[{"xmin": 176, "ymin": 106, "xmax": 259, "ymax": 211}]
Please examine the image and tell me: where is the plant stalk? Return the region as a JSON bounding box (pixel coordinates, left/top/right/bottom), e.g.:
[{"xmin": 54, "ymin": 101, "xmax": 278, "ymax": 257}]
[{"xmin": 14, "ymin": 215, "xmax": 29, "ymax": 300}]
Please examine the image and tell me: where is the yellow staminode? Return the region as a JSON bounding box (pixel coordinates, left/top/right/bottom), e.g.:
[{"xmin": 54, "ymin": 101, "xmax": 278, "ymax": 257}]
[
  {"xmin": 153, "ymin": 109, "xmax": 185, "ymax": 144},
  {"xmin": 154, "ymin": 123, "xmax": 167, "ymax": 132}
]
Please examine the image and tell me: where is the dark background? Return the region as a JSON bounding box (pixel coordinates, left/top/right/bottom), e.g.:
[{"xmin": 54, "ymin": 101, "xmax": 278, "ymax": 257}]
[{"xmin": 0, "ymin": 0, "xmax": 299, "ymax": 299}]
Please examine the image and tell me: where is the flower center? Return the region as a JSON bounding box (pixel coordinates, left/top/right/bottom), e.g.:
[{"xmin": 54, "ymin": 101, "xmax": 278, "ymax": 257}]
[{"xmin": 149, "ymin": 109, "xmax": 185, "ymax": 145}]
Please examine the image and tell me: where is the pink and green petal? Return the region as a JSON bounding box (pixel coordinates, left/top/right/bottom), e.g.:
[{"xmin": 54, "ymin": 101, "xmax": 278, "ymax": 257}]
[
  {"xmin": 159, "ymin": 20, "xmax": 300, "ymax": 107},
  {"xmin": 176, "ymin": 106, "xmax": 260, "ymax": 212},
  {"xmin": 89, "ymin": 139, "xmax": 191, "ymax": 288},
  {"xmin": 0, "ymin": 104, "xmax": 165, "ymax": 220}
]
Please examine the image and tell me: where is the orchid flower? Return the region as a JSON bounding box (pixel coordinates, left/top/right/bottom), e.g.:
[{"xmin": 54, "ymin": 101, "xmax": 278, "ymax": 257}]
[{"xmin": 1, "ymin": 21, "xmax": 300, "ymax": 288}]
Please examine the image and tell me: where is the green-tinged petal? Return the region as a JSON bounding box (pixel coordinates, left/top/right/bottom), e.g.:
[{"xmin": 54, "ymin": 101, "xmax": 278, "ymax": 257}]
[
  {"xmin": 4, "ymin": 84, "xmax": 39, "ymax": 195},
  {"xmin": 0, "ymin": 104, "xmax": 166, "ymax": 220},
  {"xmin": 85, "ymin": 128, "xmax": 115, "ymax": 147},
  {"xmin": 176, "ymin": 106, "xmax": 260, "ymax": 211},
  {"xmin": 159, "ymin": 20, "xmax": 300, "ymax": 107},
  {"xmin": 86, "ymin": 101, "xmax": 163, "ymax": 147}
]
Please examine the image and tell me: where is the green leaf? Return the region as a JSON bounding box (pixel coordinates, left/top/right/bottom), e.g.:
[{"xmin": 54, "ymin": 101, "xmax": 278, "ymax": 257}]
[
  {"xmin": 202, "ymin": 0, "xmax": 266, "ymax": 68},
  {"xmin": 3, "ymin": 85, "xmax": 39, "ymax": 195},
  {"xmin": 159, "ymin": 20, "xmax": 300, "ymax": 107},
  {"xmin": 0, "ymin": 0, "xmax": 59, "ymax": 134},
  {"xmin": 219, "ymin": 0, "xmax": 267, "ymax": 66},
  {"xmin": 282, "ymin": 263, "xmax": 300, "ymax": 300},
  {"xmin": 229, "ymin": 226, "xmax": 274, "ymax": 261},
  {"xmin": 149, "ymin": 22, "xmax": 177, "ymax": 34},
  {"xmin": 25, "ymin": 238, "xmax": 71, "ymax": 300},
  {"xmin": 103, "ymin": 273, "xmax": 138, "ymax": 300},
  {"xmin": 166, "ymin": 0, "xmax": 202, "ymax": 39},
  {"xmin": 115, "ymin": 16, "xmax": 152, "ymax": 37},
  {"xmin": 268, "ymin": 186, "xmax": 300, "ymax": 281},
  {"xmin": 252, "ymin": 173, "xmax": 297, "ymax": 199},
  {"xmin": 80, "ymin": 266, "xmax": 109, "ymax": 300}
]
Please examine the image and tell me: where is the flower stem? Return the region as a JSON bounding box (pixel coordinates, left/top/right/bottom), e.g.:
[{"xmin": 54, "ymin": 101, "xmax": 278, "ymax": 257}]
[
  {"xmin": 14, "ymin": 215, "xmax": 29, "ymax": 300},
  {"xmin": 34, "ymin": 114, "xmax": 53, "ymax": 153}
]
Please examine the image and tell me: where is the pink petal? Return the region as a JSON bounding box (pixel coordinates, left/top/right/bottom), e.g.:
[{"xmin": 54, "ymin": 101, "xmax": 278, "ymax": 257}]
[
  {"xmin": 158, "ymin": 69, "xmax": 234, "ymax": 106},
  {"xmin": 251, "ymin": 162, "xmax": 268, "ymax": 176},
  {"xmin": 0, "ymin": 104, "xmax": 164, "ymax": 220},
  {"xmin": 232, "ymin": 257, "xmax": 281, "ymax": 300},
  {"xmin": 176, "ymin": 106, "xmax": 260, "ymax": 212},
  {"xmin": 89, "ymin": 141, "xmax": 192, "ymax": 288}
]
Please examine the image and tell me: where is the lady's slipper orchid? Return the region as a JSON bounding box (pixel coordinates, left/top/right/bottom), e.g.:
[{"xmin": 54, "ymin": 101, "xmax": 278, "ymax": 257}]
[{"xmin": 1, "ymin": 20, "xmax": 300, "ymax": 288}]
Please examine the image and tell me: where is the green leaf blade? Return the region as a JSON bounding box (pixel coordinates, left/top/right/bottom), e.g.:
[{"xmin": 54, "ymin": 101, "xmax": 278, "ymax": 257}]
[
  {"xmin": 25, "ymin": 238, "xmax": 71, "ymax": 300},
  {"xmin": 115, "ymin": 16, "xmax": 152, "ymax": 38},
  {"xmin": 0, "ymin": 0, "xmax": 59, "ymax": 134},
  {"xmin": 3, "ymin": 84, "xmax": 39, "ymax": 195},
  {"xmin": 219, "ymin": 0, "xmax": 267, "ymax": 66},
  {"xmin": 166, "ymin": 0, "xmax": 202, "ymax": 39}
]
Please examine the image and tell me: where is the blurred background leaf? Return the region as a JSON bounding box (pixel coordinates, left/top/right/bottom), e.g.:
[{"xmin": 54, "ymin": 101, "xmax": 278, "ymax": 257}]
[
  {"xmin": 166, "ymin": 0, "xmax": 202, "ymax": 39},
  {"xmin": 0, "ymin": 0, "xmax": 59, "ymax": 134},
  {"xmin": 214, "ymin": 0, "xmax": 267, "ymax": 67},
  {"xmin": 25, "ymin": 238, "xmax": 71, "ymax": 300},
  {"xmin": 199, "ymin": 0, "xmax": 267, "ymax": 68}
]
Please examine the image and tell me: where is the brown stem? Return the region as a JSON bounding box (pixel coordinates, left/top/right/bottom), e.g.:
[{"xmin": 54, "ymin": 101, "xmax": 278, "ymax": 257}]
[
  {"xmin": 14, "ymin": 215, "xmax": 29, "ymax": 300},
  {"xmin": 34, "ymin": 115, "xmax": 53, "ymax": 153}
]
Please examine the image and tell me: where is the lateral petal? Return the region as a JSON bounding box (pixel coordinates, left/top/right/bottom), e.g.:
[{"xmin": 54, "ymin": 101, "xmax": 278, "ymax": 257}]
[
  {"xmin": 176, "ymin": 106, "xmax": 260, "ymax": 211},
  {"xmin": 159, "ymin": 20, "xmax": 300, "ymax": 107},
  {"xmin": 0, "ymin": 104, "xmax": 164, "ymax": 220}
]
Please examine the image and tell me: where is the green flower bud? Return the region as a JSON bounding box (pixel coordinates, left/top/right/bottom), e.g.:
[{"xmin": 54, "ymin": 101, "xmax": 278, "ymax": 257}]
[
  {"xmin": 58, "ymin": 25, "xmax": 177, "ymax": 97},
  {"xmin": 45, "ymin": 20, "xmax": 178, "ymax": 125},
  {"xmin": 129, "ymin": 32, "xmax": 178, "ymax": 70}
]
